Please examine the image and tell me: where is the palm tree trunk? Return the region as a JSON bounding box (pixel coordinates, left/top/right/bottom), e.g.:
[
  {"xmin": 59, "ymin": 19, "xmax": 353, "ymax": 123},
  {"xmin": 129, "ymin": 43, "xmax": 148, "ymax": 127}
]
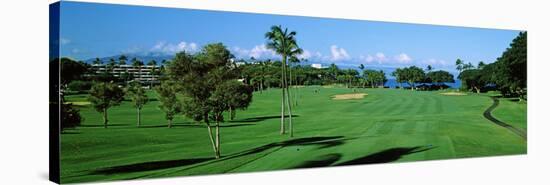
[
  {"xmin": 280, "ymin": 58, "xmax": 286, "ymax": 135},
  {"xmin": 283, "ymin": 59, "xmax": 294, "ymax": 138},
  {"xmin": 289, "ymin": 63, "xmax": 296, "ymax": 106},
  {"xmin": 285, "ymin": 87, "xmax": 293, "ymax": 137}
]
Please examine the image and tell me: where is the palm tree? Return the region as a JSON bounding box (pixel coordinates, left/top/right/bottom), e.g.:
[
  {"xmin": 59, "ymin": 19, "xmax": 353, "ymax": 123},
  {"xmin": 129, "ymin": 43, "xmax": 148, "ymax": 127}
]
[
  {"xmin": 131, "ymin": 58, "xmax": 143, "ymax": 84},
  {"xmin": 93, "ymin": 58, "xmax": 102, "ymax": 73},
  {"xmin": 358, "ymin": 64, "xmax": 365, "ymax": 88},
  {"xmin": 329, "ymin": 63, "xmax": 338, "ymax": 82},
  {"xmin": 118, "ymin": 55, "xmax": 128, "ymax": 84},
  {"xmin": 118, "ymin": 55, "xmax": 127, "ymax": 65},
  {"xmin": 289, "ymin": 56, "xmax": 301, "ymax": 106},
  {"xmin": 455, "ymin": 59, "xmax": 464, "ymax": 73},
  {"xmin": 107, "ymin": 58, "xmax": 116, "ymax": 74},
  {"xmin": 265, "ymin": 25, "xmax": 303, "ymax": 137},
  {"xmin": 147, "ymin": 60, "xmax": 157, "ymax": 88}
]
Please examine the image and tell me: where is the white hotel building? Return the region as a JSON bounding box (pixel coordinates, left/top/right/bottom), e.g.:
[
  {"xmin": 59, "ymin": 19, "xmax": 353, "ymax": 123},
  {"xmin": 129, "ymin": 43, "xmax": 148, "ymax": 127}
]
[{"xmin": 90, "ymin": 64, "xmax": 161, "ymax": 84}]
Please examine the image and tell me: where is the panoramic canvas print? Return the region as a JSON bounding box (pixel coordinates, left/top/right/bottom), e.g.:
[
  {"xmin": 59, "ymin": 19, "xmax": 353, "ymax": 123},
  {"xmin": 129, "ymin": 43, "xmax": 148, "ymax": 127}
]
[{"xmin": 50, "ymin": 1, "xmax": 527, "ymax": 184}]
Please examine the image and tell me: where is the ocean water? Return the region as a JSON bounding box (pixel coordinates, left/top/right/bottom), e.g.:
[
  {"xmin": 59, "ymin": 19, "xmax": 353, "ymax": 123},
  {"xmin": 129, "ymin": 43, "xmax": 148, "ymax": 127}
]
[{"xmin": 384, "ymin": 79, "xmax": 461, "ymax": 89}]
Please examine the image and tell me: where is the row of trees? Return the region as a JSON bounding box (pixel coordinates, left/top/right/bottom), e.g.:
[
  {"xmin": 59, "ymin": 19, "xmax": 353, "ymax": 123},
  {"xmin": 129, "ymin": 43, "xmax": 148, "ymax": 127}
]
[
  {"xmin": 239, "ymin": 59, "xmax": 458, "ymax": 93},
  {"xmin": 390, "ymin": 66, "xmax": 454, "ymax": 90},
  {"xmin": 457, "ymin": 32, "xmax": 527, "ymax": 100}
]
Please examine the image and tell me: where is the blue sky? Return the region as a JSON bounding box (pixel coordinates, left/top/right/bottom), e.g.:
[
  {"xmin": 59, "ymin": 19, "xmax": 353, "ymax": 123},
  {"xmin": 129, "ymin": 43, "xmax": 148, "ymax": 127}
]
[{"xmin": 59, "ymin": 1, "xmax": 521, "ymax": 74}]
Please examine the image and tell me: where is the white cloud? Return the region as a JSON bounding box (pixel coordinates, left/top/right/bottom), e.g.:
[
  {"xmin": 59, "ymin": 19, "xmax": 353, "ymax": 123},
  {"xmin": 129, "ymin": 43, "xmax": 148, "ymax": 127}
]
[
  {"xmin": 422, "ymin": 58, "xmax": 449, "ymax": 66},
  {"xmin": 359, "ymin": 55, "xmax": 374, "ymax": 63},
  {"xmin": 249, "ymin": 44, "xmax": 277, "ymax": 59},
  {"xmin": 315, "ymin": 51, "xmax": 323, "ymax": 58},
  {"xmin": 71, "ymin": 48, "xmax": 80, "ymax": 53},
  {"xmin": 394, "ymin": 53, "xmax": 412, "ymax": 63},
  {"xmin": 150, "ymin": 41, "xmax": 199, "ymax": 54},
  {"xmin": 374, "ymin": 52, "xmax": 387, "ymax": 63},
  {"xmin": 298, "ymin": 50, "xmax": 312, "ymax": 60},
  {"xmin": 60, "ymin": 38, "xmax": 71, "ymax": 45},
  {"xmin": 232, "ymin": 44, "xmax": 278, "ymax": 59},
  {"xmin": 330, "ymin": 45, "xmax": 350, "ymax": 61}
]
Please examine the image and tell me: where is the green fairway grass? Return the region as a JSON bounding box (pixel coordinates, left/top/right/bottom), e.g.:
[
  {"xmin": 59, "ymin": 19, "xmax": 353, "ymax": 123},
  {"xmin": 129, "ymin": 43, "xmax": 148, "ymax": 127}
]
[
  {"xmin": 492, "ymin": 98, "xmax": 527, "ymax": 132},
  {"xmin": 61, "ymin": 87, "xmax": 527, "ymax": 183}
]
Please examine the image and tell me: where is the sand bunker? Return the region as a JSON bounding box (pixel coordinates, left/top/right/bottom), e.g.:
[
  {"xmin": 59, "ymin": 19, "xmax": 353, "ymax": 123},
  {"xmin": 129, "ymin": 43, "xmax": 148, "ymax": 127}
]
[
  {"xmin": 440, "ymin": 92, "xmax": 467, "ymax": 96},
  {"xmin": 332, "ymin": 93, "xmax": 368, "ymax": 100}
]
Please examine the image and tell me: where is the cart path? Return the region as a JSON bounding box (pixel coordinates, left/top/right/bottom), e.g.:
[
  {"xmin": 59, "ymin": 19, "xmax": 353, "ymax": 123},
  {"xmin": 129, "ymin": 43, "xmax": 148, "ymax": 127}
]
[{"xmin": 483, "ymin": 97, "xmax": 527, "ymax": 140}]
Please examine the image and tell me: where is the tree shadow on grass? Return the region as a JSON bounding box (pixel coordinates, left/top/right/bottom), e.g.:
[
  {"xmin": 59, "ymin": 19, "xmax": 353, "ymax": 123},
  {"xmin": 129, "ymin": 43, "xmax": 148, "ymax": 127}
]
[
  {"xmin": 230, "ymin": 115, "xmax": 300, "ymax": 123},
  {"xmin": 79, "ymin": 124, "xmax": 130, "ymax": 128},
  {"xmin": 228, "ymin": 136, "xmax": 352, "ymax": 159},
  {"xmin": 79, "ymin": 136, "xmax": 352, "ymax": 177},
  {"xmin": 138, "ymin": 123, "xmax": 257, "ymax": 129},
  {"xmin": 291, "ymin": 145, "xmax": 436, "ymax": 169},
  {"xmin": 292, "ymin": 154, "xmax": 343, "ymax": 168},
  {"xmin": 173, "ymin": 136, "xmax": 354, "ymax": 173},
  {"xmin": 335, "ymin": 146, "xmax": 436, "ymax": 166},
  {"xmin": 89, "ymin": 157, "xmax": 213, "ymax": 175},
  {"xmin": 60, "ymin": 131, "xmax": 80, "ymax": 135}
]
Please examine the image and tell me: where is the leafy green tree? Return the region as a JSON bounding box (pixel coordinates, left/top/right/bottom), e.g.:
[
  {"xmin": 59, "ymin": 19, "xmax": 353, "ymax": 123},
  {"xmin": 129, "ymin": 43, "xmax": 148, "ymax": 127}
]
[
  {"xmin": 168, "ymin": 43, "xmax": 251, "ymax": 158},
  {"xmin": 127, "ymin": 82, "xmax": 149, "ymax": 127},
  {"xmin": 463, "ymin": 62, "xmax": 474, "ymax": 70},
  {"xmin": 477, "ymin": 61, "xmax": 486, "ymax": 69},
  {"xmin": 59, "ymin": 58, "xmax": 89, "ymax": 87},
  {"xmin": 155, "ymin": 81, "xmax": 181, "ymax": 128},
  {"xmin": 88, "ymin": 82, "xmax": 125, "ymax": 128},
  {"xmin": 265, "ymin": 25, "xmax": 303, "ymax": 137},
  {"xmin": 401, "ymin": 66, "xmax": 425, "ymax": 90},
  {"xmin": 52, "ymin": 58, "xmax": 87, "ymax": 131},
  {"xmin": 358, "ymin": 64, "xmax": 366, "ymax": 88},
  {"xmin": 455, "ymin": 59, "xmax": 464, "ymax": 73},
  {"xmin": 328, "ymin": 63, "xmax": 339, "ymax": 82},
  {"xmin": 375, "ymin": 70, "xmax": 387, "ymax": 87},
  {"xmin": 60, "ymin": 97, "xmax": 83, "ymax": 132},
  {"xmin": 363, "ymin": 69, "xmax": 387, "ymax": 88},
  {"xmin": 458, "ymin": 69, "xmax": 483, "ymax": 93},
  {"xmin": 219, "ymin": 80, "xmax": 253, "ymax": 120},
  {"xmin": 493, "ymin": 31, "xmax": 527, "ymax": 99},
  {"xmin": 426, "ymin": 70, "xmax": 455, "ymax": 89},
  {"xmin": 344, "ymin": 69, "xmax": 359, "ymax": 88},
  {"xmin": 391, "ymin": 68, "xmax": 404, "ymax": 89}
]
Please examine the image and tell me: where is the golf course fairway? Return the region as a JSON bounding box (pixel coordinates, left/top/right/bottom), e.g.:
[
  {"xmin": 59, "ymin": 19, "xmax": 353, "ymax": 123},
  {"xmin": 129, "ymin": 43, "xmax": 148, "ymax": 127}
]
[{"xmin": 61, "ymin": 87, "xmax": 526, "ymax": 183}]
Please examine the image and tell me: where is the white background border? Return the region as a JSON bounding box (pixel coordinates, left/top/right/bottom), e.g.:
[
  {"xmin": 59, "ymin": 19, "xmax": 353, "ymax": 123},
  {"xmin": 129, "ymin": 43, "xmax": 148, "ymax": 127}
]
[{"xmin": 0, "ymin": 0, "xmax": 548, "ymax": 184}]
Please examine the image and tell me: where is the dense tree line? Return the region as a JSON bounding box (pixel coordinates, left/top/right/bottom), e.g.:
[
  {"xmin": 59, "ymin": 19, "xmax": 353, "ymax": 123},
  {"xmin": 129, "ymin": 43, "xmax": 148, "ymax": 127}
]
[{"xmin": 457, "ymin": 32, "xmax": 527, "ymax": 100}]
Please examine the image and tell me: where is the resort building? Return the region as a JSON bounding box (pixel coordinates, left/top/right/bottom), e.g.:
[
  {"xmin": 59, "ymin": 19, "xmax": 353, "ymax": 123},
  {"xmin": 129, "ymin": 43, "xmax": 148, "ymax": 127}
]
[{"xmin": 89, "ymin": 64, "xmax": 161, "ymax": 85}]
